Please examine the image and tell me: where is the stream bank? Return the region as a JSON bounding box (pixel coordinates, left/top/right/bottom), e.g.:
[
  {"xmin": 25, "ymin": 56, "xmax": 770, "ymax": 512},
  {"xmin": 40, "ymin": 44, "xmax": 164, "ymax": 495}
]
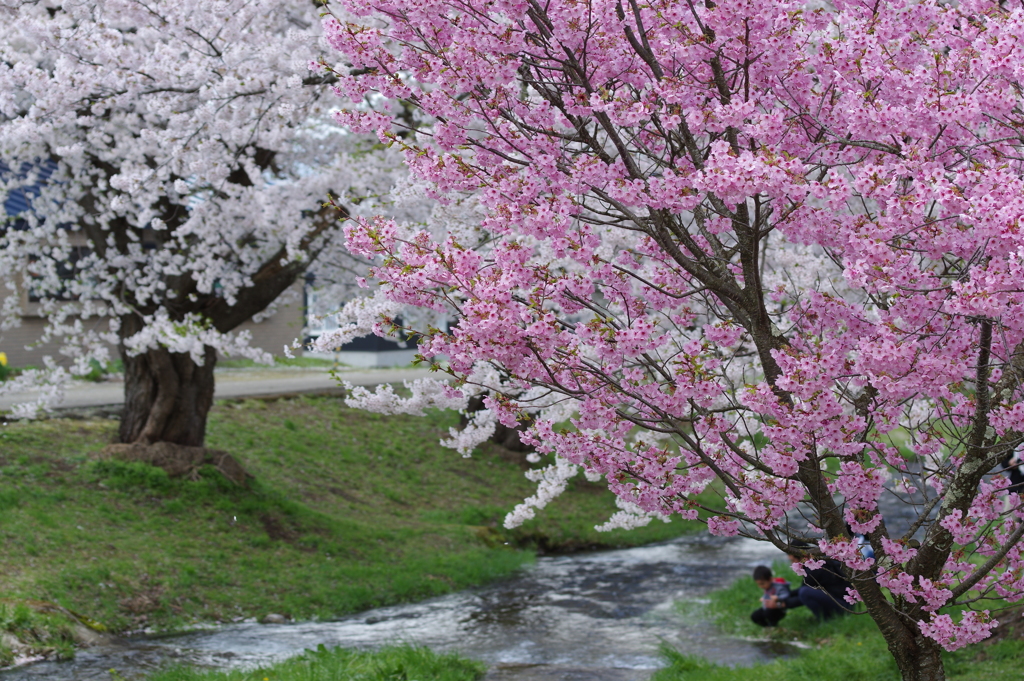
[
  {"xmin": 0, "ymin": 535, "xmax": 797, "ymax": 681},
  {"xmin": 0, "ymin": 400, "xmax": 711, "ymax": 645}
]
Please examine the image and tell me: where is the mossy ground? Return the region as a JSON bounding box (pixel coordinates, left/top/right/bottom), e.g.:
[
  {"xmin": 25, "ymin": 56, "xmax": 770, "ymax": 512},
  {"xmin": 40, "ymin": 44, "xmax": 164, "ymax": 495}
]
[
  {"xmin": 0, "ymin": 395, "xmax": 702, "ymax": 638},
  {"xmin": 656, "ymin": 562, "xmax": 1024, "ymax": 681}
]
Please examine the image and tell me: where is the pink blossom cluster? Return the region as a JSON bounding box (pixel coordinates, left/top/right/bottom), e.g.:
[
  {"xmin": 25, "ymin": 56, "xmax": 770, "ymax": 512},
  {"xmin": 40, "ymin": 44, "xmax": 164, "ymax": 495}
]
[{"xmin": 918, "ymin": 611, "xmax": 999, "ymax": 653}]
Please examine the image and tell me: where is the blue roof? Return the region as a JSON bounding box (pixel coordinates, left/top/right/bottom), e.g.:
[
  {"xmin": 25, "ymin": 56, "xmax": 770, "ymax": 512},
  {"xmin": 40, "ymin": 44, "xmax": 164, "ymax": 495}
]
[{"xmin": 2, "ymin": 159, "xmax": 59, "ymax": 217}]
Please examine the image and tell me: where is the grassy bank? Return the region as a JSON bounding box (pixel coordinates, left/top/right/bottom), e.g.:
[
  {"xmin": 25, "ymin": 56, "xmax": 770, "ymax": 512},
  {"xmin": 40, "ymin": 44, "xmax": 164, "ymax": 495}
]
[
  {"xmin": 141, "ymin": 645, "xmax": 485, "ymax": 681},
  {"xmin": 0, "ymin": 394, "xmax": 701, "ymax": 650},
  {"xmin": 655, "ymin": 563, "xmax": 1024, "ymax": 681}
]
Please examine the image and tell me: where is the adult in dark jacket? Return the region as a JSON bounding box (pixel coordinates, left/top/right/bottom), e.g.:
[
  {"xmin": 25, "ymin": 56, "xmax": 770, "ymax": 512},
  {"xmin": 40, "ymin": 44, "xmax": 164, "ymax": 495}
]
[
  {"xmin": 1002, "ymin": 449, "xmax": 1024, "ymax": 493},
  {"xmin": 791, "ymin": 555, "xmax": 853, "ymax": 621}
]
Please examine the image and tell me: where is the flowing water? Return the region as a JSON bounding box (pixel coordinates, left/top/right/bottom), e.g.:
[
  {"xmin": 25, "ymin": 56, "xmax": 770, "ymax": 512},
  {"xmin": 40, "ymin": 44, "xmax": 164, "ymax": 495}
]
[{"xmin": 1, "ymin": 535, "xmax": 798, "ymax": 681}]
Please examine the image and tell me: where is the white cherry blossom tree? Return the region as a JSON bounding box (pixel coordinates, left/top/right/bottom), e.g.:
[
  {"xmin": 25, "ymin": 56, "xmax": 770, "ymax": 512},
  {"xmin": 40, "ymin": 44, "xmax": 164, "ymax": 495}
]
[{"xmin": 0, "ymin": 0, "xmax": 408, "ymax": 444}]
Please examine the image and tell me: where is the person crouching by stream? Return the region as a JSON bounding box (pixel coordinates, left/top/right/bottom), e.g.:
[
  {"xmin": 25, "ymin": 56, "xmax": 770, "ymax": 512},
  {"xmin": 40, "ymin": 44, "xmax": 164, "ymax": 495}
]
[
  {"xmin": 787, "ymin": 545, "xmax": 855, "ymax": 623},
  {"xmin": 750, "ymin": 565, "xmax": 800, "ymax": 627}
]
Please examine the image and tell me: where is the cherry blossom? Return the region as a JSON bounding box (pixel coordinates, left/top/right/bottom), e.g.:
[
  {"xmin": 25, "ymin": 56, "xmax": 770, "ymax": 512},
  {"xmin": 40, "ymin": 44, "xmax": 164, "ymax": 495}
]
[
  {"xmin": 317, "ymin": 0, "xmax": 1024, "ymax": 675},
  {"xmin": 0, "ymin": 0, "xmax": 411, "ymax": 440}
]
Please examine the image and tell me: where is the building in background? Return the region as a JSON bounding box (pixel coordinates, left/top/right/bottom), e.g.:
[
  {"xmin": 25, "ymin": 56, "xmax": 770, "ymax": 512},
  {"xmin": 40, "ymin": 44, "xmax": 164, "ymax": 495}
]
[{"xmin": 303, "ymin": 279, "xmax": 419, "ymax": 368}]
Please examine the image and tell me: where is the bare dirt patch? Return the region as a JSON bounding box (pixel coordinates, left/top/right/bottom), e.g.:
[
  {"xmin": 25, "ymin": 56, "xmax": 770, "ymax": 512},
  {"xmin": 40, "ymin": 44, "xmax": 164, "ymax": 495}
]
[{"xmin": 260, "ymin": 513, "xmax": 300, "ymax": 543}]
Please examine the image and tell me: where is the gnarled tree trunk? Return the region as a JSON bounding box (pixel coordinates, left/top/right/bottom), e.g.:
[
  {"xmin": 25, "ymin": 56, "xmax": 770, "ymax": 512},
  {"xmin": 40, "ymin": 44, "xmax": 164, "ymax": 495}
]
[
  {"xmin": 119, "ymin": 342, "xmax": 216, "ymax": 446},
  {"xmin": 107, "ymin": 315, "xmax": 253, "ymax": 484},
  {"xmin": 110, "ymin": 204, "xmax": 342, "ymax": 448},
  {"xmin": 116, "ymin": 309, "xmax": 215, "ymax": 445}
]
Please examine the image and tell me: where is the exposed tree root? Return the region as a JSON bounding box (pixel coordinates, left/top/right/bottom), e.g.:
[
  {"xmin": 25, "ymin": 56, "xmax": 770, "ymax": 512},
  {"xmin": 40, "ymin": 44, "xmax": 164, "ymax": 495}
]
[{"xmin": 100, "ymin": 442, "xmax": 250, "ymax": 486}]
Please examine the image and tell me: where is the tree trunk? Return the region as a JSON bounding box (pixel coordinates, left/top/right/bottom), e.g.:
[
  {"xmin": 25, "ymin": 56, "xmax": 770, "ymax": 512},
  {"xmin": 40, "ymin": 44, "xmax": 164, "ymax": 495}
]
[
  {"xmin": 118, "ymin": 343, "xmax": 216, "ymax": 446},
  {"xmin": 857, "ymin": 580, "xmax": 946, "ymax": 681},
  {"xmin": 886, "ymin": 629, "xmax": 945, "ymax": 681},
  {"xmin": 106, "ymin": 204, "xmax": 343, "ymax": 448}
]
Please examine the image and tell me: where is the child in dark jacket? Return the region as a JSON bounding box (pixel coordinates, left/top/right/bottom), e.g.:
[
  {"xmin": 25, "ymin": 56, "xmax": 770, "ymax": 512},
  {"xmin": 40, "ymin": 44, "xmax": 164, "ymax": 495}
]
[{"xmin": 750, "ymin": 565, "xmax": 799, "ymax": 627}]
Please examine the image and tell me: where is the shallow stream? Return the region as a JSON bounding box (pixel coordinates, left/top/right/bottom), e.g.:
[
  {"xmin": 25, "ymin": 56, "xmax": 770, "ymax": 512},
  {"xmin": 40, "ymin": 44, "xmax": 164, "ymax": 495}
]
[{"xmin": 1, "ymin": 535, "xmax": 796, "ymax": 681}]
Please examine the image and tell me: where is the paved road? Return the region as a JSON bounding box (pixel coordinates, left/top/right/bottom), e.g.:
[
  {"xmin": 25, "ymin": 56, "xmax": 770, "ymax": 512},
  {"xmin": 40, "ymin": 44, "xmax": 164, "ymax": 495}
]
[{"xmin": 0, "ymin": 366, "xmax": 434, "ymax": 412}]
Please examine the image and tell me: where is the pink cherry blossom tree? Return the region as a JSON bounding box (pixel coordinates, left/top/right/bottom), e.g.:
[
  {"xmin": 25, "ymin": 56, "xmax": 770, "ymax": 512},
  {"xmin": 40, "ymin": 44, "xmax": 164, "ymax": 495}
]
[
  {"xmin": 317, "ymin": 0, "xmax": 1024, "ymax": 677},
  {"xmin": 0, "ymin": 0, "xmax": 412, "ymax": 445}
]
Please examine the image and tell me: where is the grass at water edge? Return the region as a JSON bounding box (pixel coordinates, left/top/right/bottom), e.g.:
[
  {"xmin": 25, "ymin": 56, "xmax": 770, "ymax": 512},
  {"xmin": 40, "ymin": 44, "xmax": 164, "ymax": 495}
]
[
  {"xmin": 140, "ymin": 644, "xmax": 485, "ymax": 681},
  {"xmin": 655, "ymin": 562, "xmax": 1024, "ymax": 681}
]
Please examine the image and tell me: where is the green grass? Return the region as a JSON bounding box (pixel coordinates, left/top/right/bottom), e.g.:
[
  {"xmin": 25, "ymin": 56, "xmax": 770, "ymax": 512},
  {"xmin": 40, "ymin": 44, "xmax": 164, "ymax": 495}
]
[
  {"xmin": 0, "ymin": 395, "xmax": 703, "ymax": 637},
  {"xmin": 142, "ymin": 645, "xmax": 485, "ymax": 681},
  {"xmin": 656, "ymin": 563, "xmax": 1024, "ymax": 681}
]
